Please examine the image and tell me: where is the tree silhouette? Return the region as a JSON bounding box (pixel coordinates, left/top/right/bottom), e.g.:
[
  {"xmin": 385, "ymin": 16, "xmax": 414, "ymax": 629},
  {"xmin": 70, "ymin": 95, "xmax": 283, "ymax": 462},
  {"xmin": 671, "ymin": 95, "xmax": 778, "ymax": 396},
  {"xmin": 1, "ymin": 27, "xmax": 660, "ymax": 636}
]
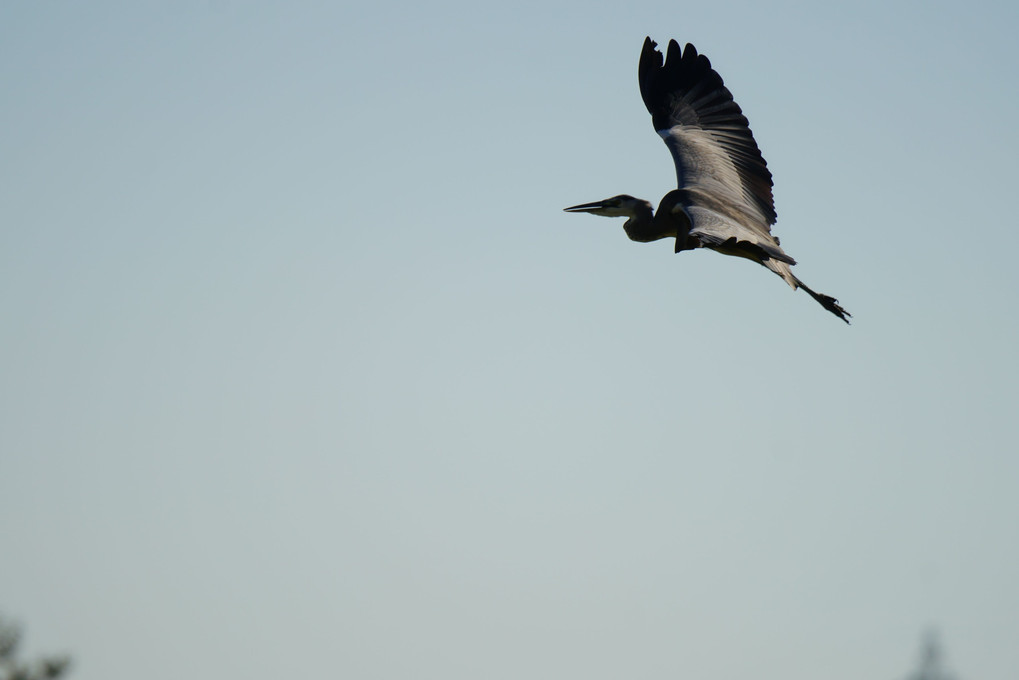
[{"xmin": 0, "ymin": 615, "xmax": 70, "ymax": 680}]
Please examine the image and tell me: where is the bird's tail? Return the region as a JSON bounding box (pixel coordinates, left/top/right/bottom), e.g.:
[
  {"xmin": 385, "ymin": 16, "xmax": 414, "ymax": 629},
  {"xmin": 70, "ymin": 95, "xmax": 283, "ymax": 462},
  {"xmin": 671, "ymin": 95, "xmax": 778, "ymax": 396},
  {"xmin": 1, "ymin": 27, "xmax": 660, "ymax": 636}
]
[{"xmin": 763, "ymin": 259, "xmax": 851, "ymax": 324}]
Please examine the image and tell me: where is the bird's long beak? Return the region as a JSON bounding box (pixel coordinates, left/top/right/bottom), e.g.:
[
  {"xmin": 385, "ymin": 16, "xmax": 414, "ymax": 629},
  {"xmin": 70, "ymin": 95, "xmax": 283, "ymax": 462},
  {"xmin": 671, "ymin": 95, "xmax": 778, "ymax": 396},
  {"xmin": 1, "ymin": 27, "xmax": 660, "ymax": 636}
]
[{"xmin": 563, "ymin": 200, "xmax": 609, "ymax": 214}]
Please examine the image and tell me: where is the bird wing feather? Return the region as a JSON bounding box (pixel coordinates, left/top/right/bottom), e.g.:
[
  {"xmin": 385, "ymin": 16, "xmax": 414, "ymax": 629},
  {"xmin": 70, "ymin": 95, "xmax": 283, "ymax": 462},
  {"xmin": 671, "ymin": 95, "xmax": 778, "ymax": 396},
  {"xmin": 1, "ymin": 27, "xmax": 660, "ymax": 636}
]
[{"xmin": 639, "ymin": 38, "xmax": 789, "ymax": 261}]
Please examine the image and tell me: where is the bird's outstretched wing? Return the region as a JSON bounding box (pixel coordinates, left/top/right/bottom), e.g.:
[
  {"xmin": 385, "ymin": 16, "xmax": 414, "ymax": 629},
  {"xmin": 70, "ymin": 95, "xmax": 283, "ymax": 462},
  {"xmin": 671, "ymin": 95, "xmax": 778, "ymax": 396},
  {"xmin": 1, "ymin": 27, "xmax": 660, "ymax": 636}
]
[{"xmin": 638, "ymin": 38, "xmax": 785, "ymax": 259}]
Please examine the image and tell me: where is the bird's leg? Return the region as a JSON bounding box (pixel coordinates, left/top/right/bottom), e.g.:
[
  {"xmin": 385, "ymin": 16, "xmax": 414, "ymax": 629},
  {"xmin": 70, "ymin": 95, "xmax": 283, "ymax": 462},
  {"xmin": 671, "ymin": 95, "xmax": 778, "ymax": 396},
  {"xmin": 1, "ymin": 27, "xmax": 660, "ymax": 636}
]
[{"xmin": 793, "ymin": 275, "xmax": 851, "ymax": 324}]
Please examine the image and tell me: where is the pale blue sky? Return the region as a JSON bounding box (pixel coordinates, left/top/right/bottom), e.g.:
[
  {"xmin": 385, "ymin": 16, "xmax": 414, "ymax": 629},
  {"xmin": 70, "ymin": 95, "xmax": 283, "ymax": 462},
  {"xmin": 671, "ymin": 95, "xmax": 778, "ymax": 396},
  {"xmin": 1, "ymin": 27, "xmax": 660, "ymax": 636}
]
[{"xmin": 2, "ymin": 1, "xmax": 1018, "ymax": 679}]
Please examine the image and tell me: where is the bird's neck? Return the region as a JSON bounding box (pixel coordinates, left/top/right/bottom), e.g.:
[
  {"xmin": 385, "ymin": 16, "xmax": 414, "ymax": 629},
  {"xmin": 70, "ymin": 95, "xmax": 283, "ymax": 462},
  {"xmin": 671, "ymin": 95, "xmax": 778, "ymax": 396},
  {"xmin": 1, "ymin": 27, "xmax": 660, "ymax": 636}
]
[{"xmin": 622, "ymin": 201, "xmax": 664, "ymax": 243}]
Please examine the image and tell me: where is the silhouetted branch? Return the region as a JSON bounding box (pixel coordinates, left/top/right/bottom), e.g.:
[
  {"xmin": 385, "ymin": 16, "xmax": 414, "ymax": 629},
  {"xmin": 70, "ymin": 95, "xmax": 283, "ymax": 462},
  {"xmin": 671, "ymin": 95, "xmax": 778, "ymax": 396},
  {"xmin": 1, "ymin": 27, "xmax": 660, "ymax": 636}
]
[{"xmin": 0, "ymin": 615, "xmax": 71, "ymax": 680}]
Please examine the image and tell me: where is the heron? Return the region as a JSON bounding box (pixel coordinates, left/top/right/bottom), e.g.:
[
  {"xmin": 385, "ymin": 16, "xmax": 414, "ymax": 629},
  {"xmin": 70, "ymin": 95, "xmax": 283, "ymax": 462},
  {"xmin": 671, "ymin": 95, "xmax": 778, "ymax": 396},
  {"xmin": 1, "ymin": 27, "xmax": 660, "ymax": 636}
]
[{"xmin": 565, "ymin": 38, "xmax": 850, "ymax": 323}]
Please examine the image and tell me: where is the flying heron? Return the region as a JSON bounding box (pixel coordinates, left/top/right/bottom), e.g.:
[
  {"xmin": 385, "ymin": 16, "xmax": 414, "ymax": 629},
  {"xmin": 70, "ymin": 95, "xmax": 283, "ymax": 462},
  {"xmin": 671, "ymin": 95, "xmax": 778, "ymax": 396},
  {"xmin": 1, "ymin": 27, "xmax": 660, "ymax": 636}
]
[{"xmin": 565, "ymin": 38, "xmax": 850, "ymax": 323}]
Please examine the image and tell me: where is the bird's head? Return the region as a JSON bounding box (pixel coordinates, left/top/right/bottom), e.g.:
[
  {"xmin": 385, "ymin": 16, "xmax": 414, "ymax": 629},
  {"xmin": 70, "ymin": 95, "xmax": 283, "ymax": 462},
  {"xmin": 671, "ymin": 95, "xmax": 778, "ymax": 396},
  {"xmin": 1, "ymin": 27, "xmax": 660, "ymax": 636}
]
[{"xmin": 563, "ymin": 194, "xmax": 648, "ymax": 218}]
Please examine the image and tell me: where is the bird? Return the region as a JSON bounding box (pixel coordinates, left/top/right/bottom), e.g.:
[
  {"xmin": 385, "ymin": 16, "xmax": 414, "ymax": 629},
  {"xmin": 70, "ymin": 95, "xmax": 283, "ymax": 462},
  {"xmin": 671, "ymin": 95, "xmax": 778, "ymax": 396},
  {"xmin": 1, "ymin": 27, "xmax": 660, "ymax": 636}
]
[{"xmin": 565, "ymin": 38, "xmax": 850, "ymax": 323}]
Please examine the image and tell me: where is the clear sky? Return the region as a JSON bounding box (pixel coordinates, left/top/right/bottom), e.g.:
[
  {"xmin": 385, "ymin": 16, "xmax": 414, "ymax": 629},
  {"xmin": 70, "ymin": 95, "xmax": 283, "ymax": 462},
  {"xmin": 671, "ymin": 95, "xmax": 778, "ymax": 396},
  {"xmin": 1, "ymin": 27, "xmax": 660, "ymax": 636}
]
[{"xmin": 2, "ymin": 1, "xmax": 1017, "ymax": 679}]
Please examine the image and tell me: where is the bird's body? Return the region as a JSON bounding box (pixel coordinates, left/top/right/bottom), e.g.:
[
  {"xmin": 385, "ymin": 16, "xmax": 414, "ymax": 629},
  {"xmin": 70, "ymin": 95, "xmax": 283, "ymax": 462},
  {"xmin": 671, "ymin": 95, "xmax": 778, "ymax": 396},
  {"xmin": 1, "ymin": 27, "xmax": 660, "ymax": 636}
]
[{"xmin": 565, "ymin": 38, "xmax": 849, "ymax": 323}]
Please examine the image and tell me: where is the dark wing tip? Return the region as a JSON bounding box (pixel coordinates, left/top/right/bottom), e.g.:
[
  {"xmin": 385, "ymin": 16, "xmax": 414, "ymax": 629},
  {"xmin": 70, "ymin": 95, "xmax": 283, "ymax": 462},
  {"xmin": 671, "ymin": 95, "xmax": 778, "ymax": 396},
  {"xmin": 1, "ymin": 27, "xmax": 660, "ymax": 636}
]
[
  {"xmin": 640, "ymin": 39, "xmax": 716, "ymax": 124},
  {"xmin": 638, "ymin": 37, "xmax": 663, "ymax": 112},
  {"xmin": 668, "ymin": 39, "xmax": 687, "ymax": 64}
]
